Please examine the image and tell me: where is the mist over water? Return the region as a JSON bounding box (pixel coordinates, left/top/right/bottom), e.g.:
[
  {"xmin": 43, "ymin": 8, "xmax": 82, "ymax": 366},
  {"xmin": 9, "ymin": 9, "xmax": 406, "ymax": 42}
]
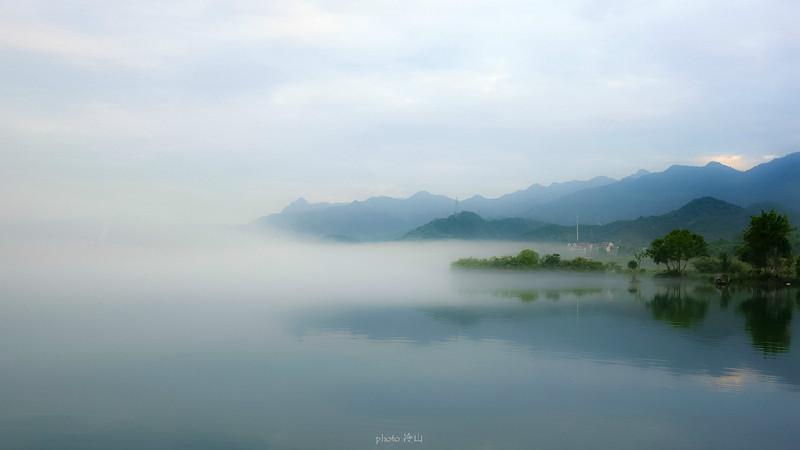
[
  {"xmin": 1, "ymin": 226, "xmax": 799, "ymax": 449},
  {"xmin": 3, "ymin": 0, "xmax": 798, "ymax": 447},
  {"xmin": 0, "ymin": 223, "xmax": 569, "ymax": 305}
]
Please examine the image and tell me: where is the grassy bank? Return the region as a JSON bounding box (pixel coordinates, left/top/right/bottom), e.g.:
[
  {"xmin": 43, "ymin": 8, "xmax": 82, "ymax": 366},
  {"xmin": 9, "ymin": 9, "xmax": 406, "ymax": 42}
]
[{"xmin": 452, "ymin": 249, "xmax": 618, "ymax": 272}]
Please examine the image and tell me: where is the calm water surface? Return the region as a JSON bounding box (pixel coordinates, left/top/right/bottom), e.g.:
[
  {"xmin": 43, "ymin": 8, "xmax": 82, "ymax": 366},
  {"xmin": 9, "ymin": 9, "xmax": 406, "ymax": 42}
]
[{"xmin": 1, "ymin": 239, "xmax": 798, "ymax": 449}]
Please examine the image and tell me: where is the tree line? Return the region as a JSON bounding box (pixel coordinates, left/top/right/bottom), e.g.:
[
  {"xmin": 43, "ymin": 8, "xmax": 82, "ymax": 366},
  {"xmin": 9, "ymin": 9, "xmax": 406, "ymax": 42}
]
[
  {"xmin": 638, "ymin": 210, "xmax": 798, "ymax": 279},
  {"xmin": 453, "ymin": 249, "xmax": 614, "ymax": 272}
]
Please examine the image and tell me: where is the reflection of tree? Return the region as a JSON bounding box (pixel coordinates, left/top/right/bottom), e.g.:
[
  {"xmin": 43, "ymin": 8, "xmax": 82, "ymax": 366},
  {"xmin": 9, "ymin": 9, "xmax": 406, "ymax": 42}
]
[
  {"xmin": 423, "ymin": 307, "xmax": 483, "ymax": 326},
  {"xmin": 564, "ymin": 288, "xmax": 603, "ymax": 298},
  {"xmin": 545, "ymin": 290, "xmax": 560, "ymax": 301},
  {"xmin": 719, "ymin": 288, "xmax": 731, "ymax": 309},
  {"xmin": 692, "ymin": 285, "xmax": 717, "ymax": 297},
  {"xmin": 627, "ymin": 284, "xmax": 644, "ymax": 303},
  {"xmin": 647, "ymin": 285, "xmax": 708, "ymax": 328},
  {"xmin": 495, "ymin": 290, "xmax": 539, "ymax": 302},
  {"xmin": 738, "ymin": 291, "xmax": 793, "ymax": 354},
  {"xmin": 491, "ymin": 288, "xmax": 603, "ymax": 304}
]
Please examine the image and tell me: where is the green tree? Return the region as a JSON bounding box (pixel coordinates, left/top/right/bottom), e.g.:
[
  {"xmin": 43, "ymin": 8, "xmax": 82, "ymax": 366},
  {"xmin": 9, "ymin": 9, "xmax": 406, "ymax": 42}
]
[
  {"xmin": 542, "ymin": 254, "xmax": 561, "ymax": 267},
  {"xmin": 633, "ymin": 250, "xmax": 647, "ymax": 268},
  {"xmin": 692, "ymin": 256, "xmax": 720, "ymax": 274},
  {"xmin": 737, "ymin": 210, "xmax": 794, "ymax": 276},
  {"xmin": 516, "ymin": 249, "xmax": 539, "ymax": 266},
  {"xmin": 627, "ymin": 260, "xmax": 639, "ymax": 281},
  {"xmin": 647, "ymin": 229, "xmax": 708, "ymax": 275},
  {"xmin": 562, "ymin": 257, "xmax": 604, "ymax": 271}
]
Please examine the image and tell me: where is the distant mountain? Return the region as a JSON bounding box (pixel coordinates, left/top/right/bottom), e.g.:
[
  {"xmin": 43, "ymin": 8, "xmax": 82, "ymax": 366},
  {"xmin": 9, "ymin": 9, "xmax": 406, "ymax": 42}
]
[
  {"xmin": 739, "ymin": 153, "xmax": 800, "ymax": 207},
  {"xmin": 458, "ymin": 176, "xmax": 615, "ymax": 218},
  {"xmin": 256, "ymin": 152, "xmax": 800, "ymax": 240},
  {"xmin": 258, "ymin": 191, "xmax": 456, "ymax": 241},
  {"xmin": 257, "ymin": 177, "xmax": 616, "ymax": 241},
  {"xmin": 279, "ymin": 197, "xmax": 333, "ymax": 215},
  {"xmin": 527, "ymin": 153, "xmax": 800, "ymax": 225},
  {"xmin": 403, "ymin": 197, "xmax": 778, "ymax": 252},
  {"xmin": 521, "ymin": 197, "xmax": 754, "ymax": 251},
  {"xmin": 402, "ymin": 211, "xmax": 548, "ymax": 240},
  {"xmin": 624, "ymin": 169, "xmax": 651, "ymax": 180}
]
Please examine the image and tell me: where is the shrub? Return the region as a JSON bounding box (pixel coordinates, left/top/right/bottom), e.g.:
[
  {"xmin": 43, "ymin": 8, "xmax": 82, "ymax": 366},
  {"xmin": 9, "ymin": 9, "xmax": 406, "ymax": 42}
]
[
  {"xmin": 451, "ymin": 250, "xmax": 606, "ymax": 272},
  {"xmin": 727, "ymin": 258, "xmax": 751, "ymax": 277},
  {"xmin": 516, "ymin": 249, "xmax": 540, "ymax": 266},
  {"xmin": 542, "ymin": 254, "xmax": 561, "ymax": 267},
  {"xmin": 561, "ymin": 257, "xmax": 605, "ymax": 271},
  {"xmin": 692, "ymin": 256, "xmax": 721, "ymax": 274}
]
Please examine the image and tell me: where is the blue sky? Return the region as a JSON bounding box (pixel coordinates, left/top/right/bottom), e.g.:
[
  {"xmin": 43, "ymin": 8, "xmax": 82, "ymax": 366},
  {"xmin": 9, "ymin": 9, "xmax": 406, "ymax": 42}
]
[{"xmin": 1, "ymin": 0, "xmax": 798, "ymax": 225}]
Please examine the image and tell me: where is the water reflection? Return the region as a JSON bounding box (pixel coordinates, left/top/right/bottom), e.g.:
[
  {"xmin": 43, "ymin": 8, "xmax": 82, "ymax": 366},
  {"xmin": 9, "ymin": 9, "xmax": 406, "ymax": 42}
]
[
  {"xmin": 739, "ymin": 290, "xmax": 794, "ymax": 355},
  {"xmin": 493, "ymin": 287, "xmax": 603, "ymax": 303},
  {"xmin": 647, "ymin": 285, "xmax": 709, "ymax": 328},
  {"xmin": 3, "ymin": 239, "xmax": 799, "ymax": 450},
  {"xmin": 719, "ymin": 287, "xmax": 732, "ymax": 309},
  {"xmin": 290, "ymin": 280, "xmax": 800, "ymax": 388}
]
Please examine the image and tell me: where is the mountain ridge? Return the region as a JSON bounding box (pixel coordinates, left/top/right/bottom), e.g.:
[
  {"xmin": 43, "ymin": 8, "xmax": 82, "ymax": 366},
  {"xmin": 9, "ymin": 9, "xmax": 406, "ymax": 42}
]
[
  {"xmin": 257, "ymin": 152, "xmax": 800, "ymax": 241},
  {"xmin": 403, "ymin": 197, "xmax": 772, "ymax": 252},
  {"xmin": 258, "ymin": 175, "xmax": 618, "ymax": 240},
  {"xmin": 525, "ymin": 153, "xmax": 800, "ymax": 225}
]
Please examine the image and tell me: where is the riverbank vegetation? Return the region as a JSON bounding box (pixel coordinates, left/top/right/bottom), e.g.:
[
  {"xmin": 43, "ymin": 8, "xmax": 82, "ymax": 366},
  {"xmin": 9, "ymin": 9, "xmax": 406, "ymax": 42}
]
[
  {"xmin": 643, "ymin": 210, "xmax": 798, "ymax": 283},
  {"xmin": 452, "ymin": 249, "xmax": 614, "ymax": 272},
  {"xmin": 453, "ymin": 209, "xmax": 799, "ymax": 284},
  {"xmin": 645, "ymin": 229, "xmax": 708, "ymax": 275}
]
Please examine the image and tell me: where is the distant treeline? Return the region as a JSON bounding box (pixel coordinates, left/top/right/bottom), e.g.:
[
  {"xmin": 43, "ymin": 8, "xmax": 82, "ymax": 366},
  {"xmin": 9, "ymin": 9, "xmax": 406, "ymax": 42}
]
[
  {"xmin": 452, "ymin": 249, "xmax": 616, "ymax": 272},
  {"xmin": 643, "ymin": 210, "xmax": 799, "ymax": 281}
]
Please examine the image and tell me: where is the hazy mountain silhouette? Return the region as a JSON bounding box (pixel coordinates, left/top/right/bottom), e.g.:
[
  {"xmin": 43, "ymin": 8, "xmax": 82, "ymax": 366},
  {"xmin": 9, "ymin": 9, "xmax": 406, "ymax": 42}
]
[
  {"xmin": 520, "ymin": 197, "xmax": 754, "ymax": 250},
  {"xmin": 259, "ymin": 191, "xmax": 456, "ymax": 241},
  {"xmin": 258, "ymin": 178, "xmax": 614, "ymax": 241},
  {"xmin": 402, "ymin": 211, "xmax": 548, "ymax": 240},
  {"xmin": 458, "ymin": 176, "xmax": 615, "ymax": 218},
  {"xmin": 257, "ymin": 153, "xmax": 799, "ymax": 240},
  {"xmin": 403, "ymin": 197, "xmax": 753, "ymax": 250},
  {"xmin": 526, "ymin": 153, "xmax": 800, "ymax": 225}
]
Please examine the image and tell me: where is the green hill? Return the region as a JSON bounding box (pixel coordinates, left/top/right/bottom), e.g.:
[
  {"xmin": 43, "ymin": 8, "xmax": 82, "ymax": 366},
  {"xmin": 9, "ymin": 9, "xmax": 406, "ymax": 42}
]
[
  {"xmin": 404, "ymin": 197, "xmax": 777, "ymax": 252},
  {"xmin": 402, "ymin": 211, "xmax": 547, "ymax": 240},
  {"xmin": 521, "ymin": 197, "xmax": 752, "ymax": 251}
]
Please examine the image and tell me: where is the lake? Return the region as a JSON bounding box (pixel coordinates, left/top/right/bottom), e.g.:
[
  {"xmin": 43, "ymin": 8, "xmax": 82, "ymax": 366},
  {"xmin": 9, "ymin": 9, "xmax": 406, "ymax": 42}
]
[{"xmin": 1, "ymin": 236, "xmax": 798, "ymax": 449}]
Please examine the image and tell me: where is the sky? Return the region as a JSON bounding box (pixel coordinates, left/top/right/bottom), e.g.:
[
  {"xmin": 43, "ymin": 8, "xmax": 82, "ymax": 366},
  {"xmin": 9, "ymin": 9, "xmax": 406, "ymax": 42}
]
[{"xmin": 1, "ymin": 0, "xmax": 798, "ymax": 225}]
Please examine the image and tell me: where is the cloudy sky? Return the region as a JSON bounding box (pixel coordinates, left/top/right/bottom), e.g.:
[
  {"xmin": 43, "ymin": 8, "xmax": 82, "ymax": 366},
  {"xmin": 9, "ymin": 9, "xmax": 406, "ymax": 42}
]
[{"xmin": 1, "ymin": 0, "xmax": 798, "ymax": 225}]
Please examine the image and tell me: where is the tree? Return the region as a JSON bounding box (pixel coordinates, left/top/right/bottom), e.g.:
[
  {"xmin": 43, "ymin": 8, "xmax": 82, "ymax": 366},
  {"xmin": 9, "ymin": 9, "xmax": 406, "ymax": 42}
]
[
  {"xmin": 516, "ymin": 249, "xmax": 539, "ymax": 266},
  {"xmin": 633, "ymin": 250, "xmax": 647, "ymax": 269},
  {"xmin": 737, "ymin": 210, "xmax": 793, "ymax": 276},
  {"xmin": 692, "ymin": 256, "xmax": 720, "ymax": 274},
  {"xmin": 647, "ymin": 229, "xmax": 708, "ymax": 275},
  {"xmin": 542, "ymin": 254, "xmax": 561, "ymax": 267},
  {"xmin": 627, "ymin": 260, "xmax": 639, "ymax": 281}
]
